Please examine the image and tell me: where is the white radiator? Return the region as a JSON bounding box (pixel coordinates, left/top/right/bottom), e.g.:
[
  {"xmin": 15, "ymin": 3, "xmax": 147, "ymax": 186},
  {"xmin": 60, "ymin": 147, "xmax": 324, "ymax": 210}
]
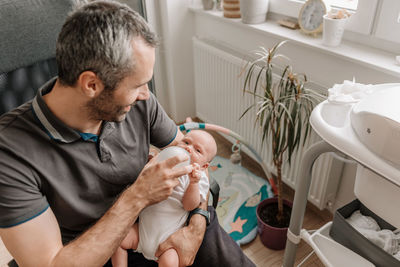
[{"xmin": 193, "ymin": 37, "xmax": 343, "ymax": 210}]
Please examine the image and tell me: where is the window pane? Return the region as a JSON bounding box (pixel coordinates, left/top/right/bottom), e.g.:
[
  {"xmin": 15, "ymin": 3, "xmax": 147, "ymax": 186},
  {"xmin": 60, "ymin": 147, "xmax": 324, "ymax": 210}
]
[
  {"xmin": 297, "ymin": 0, "xmax": 358, "ymax": 11},
  {"xmin": 329, "ymin": 0, "xmax": 358, "ymax": 11}
]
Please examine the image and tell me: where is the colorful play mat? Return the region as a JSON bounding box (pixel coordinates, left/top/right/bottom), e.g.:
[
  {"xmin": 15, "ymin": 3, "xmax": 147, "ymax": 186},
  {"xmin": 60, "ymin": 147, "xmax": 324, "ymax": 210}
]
[{"xmin": 208, "ymin": 156, "xmax": 274, "ymax": 245}]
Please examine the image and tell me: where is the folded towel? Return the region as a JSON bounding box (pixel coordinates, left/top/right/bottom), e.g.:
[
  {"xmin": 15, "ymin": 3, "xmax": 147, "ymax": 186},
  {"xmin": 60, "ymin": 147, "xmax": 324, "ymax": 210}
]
[
  {"xmin": 347, "ymin": 210, "xmax": 381, "ymax": 231},
  {"xmin": 357, "ymin": 228, "xmax": 399, "ymax": 255},
  {"xmin": 328, "ymin": 79, "xmax": 373, "ymax": 103},
  {"xmin": 347, "ymin": 210, "xmax": 400, "ymax": 257}
]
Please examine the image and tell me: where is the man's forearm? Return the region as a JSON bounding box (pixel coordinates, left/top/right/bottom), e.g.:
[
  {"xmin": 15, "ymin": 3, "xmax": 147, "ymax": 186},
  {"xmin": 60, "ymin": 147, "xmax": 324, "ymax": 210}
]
[
  {"xmin": 188, "ymin": 170, "xmax": 210, "ymax": 236},
  {"xmin": 51, "ymin": 186, "xmax": 145, "ymax": 267},
  {"xmin": 187, "ymin": 197, "xmax": 208, "ymax": 237}
]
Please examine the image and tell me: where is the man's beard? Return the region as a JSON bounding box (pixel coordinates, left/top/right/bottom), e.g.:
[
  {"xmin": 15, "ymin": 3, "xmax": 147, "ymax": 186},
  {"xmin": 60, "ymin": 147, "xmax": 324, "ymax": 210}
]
[{"xmin": 85, "ymin": 89, "xmax": 132, "ymax": 122}]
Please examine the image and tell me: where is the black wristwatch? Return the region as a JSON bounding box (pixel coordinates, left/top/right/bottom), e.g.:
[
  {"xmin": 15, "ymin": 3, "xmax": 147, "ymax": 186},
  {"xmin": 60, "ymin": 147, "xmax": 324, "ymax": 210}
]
[{"xmin": 188, "ymin": 207, "xmax": 210, "ymax": 226}]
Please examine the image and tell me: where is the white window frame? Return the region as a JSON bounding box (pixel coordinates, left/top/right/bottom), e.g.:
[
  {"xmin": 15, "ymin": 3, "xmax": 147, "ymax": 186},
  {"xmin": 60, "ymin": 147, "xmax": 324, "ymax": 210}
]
[
  {"xmin": 269, "ymin": 0, "xmax": 304, "ymax": 18},
  {"xmin": 373, "ymin": 0, "xmax": 400, "ymax": 44},
  {"xmin": 344, "ymin": 0, "xmax": 378, "ymax": 35}
]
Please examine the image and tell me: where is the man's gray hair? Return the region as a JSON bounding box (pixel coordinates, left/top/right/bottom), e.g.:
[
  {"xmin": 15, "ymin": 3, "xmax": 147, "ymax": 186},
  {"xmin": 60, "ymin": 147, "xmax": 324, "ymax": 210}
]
[{"xmin": 56, "ymin": 0, "xmax": 157, "ymax": 90}]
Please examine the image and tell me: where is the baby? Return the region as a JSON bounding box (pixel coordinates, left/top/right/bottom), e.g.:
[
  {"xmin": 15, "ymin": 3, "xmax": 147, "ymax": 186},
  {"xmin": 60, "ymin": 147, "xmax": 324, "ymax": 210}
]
[{"xmin": 112, "ymin": 130, "xmax": 217, "ymax": 267}]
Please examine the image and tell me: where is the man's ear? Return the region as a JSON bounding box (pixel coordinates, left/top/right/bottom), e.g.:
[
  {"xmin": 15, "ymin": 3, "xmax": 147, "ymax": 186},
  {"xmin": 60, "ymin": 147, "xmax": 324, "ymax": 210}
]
[
  {"xmin": 77, "ymin": 71, "xmax": 104, "ymax": 98},
  {"xmin": 202, "ymin": 162, "xmax": 210, "ymax": 169}
]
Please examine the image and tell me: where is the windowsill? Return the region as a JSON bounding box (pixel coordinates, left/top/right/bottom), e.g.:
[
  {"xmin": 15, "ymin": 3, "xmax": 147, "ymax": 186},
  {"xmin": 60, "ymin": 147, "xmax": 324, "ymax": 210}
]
[{"xmin": 190, "ymin": 8, "xmax": 400, "ymax": 78}]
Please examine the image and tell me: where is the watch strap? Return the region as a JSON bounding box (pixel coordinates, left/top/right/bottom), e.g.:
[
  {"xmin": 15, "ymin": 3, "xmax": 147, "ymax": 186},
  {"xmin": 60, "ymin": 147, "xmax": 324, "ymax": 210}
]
[{"xmin": 188, "ymin": 207, "xmax": 210, "ymax": 226}]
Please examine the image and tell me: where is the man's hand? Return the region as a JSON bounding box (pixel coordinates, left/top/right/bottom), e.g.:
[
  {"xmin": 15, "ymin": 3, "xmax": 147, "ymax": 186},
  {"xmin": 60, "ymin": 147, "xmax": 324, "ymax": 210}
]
[
  {"xmin": 156, "ymin": 199, "xmax": 208, "ymax": 267},
  {"xmin": 155, "ymin": 222, "xmax": 203, "ymax": 267},
  {"xmin": 130, "ymin": 153, "xmax": 193, "ymax": 207}
]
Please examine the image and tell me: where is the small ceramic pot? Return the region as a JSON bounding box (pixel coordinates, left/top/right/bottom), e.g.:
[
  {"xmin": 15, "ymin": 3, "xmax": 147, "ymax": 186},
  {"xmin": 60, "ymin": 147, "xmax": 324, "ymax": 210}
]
[
  {"xmin": 240, "ymin": 0, "xmax": 269, "ymax": 24},
  {"xmin": 202, "ymin": 0, "xmax": 214, "ymax": 10},
  {"xmin": 322, "ymin": 14, "xmax": 348, "ymax": 47}
]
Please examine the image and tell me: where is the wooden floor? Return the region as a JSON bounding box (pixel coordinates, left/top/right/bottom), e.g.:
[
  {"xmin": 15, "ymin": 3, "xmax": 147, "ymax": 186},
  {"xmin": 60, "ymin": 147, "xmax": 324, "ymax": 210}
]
[{"xmin": 208, "ymin": 130, "xmax": 333, "ymax": 267}]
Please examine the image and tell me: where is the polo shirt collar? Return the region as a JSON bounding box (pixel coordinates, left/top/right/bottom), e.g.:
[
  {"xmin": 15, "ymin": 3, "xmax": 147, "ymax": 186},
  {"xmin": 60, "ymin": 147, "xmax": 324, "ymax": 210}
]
[{"xmin": 32, "ymin": 77, "xmax": 116, "ymax": 143}]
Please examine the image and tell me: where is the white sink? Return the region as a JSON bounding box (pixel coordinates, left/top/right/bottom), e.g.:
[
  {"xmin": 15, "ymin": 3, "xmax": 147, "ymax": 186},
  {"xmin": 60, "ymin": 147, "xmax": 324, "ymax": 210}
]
[
  {"xmin": 351, "ymin": 86, "xmax": 400, "ymax": 166},
  {"xmin": 320, "ymin": 101, "xmax": 353, "ymax": 128}
]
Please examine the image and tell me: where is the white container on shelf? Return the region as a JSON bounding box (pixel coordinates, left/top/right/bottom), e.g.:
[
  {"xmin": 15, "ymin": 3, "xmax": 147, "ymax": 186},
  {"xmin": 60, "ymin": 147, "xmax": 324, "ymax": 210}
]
[
  {"xmin": 322, "ymin": 14, "xmax": 348, "ymax": 46},
  {"xmin": 240, "ymin": 0, "xmax": 269, "ymax": 24}
]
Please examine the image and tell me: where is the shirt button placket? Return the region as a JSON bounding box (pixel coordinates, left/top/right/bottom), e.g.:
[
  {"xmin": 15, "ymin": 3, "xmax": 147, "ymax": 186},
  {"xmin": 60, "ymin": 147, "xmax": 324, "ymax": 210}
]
[{"xmin": 98, "ymin": 140, "xmax": 111, "ymax": 162}]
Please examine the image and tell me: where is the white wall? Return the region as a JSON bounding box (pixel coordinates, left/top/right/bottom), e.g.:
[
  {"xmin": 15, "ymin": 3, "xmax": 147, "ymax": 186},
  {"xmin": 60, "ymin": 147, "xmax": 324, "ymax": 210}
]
[
  {"xmin": 145, "ymin": 0, "xmax": 197, "ymax": 122},
  {"xmin": 192, "ymin": 13, "xmax": 399, "ymax": 86},
  {"xmin": 121, "ymin": 0, "xmax": 197, "ymax": 122}
]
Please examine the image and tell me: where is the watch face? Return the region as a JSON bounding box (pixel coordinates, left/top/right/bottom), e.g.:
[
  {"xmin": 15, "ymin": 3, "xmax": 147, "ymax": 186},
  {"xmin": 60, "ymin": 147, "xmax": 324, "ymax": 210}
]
[{"xmin": 299, "ymin": 0, "xmax": 326, "ymax": 33}]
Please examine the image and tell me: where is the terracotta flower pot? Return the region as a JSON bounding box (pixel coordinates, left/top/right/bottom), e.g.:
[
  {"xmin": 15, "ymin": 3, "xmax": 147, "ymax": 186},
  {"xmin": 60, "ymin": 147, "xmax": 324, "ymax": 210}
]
[{"xmin": 256, "ymin": 197, "xmax": 292, "ymax": 250}]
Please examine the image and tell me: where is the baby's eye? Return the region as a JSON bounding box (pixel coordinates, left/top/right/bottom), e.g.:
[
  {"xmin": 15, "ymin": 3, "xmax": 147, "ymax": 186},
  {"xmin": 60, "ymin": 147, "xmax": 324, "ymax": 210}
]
[
  {"xmin": 184, "ymin": 141, "xmax": 189, "ymax": 144},
  {"xmin": 196, "ymin": 149, "xmax": 201, "ymax": 153}
]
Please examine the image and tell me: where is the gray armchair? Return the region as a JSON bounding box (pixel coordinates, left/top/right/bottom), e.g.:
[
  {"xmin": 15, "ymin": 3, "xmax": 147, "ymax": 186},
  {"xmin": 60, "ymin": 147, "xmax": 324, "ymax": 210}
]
[
  {"xmin": 0, "ymin": 1, "xmax": 79, "ymax": 265},
  {"xmin": 0, "ymin": 0, "xmax": 78, "ymax": 115}
]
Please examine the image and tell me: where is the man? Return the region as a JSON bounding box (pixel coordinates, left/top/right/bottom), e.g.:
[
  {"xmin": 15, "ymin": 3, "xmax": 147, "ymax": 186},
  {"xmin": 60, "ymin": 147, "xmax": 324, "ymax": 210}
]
[{"xmin": 0, "ymin": 1, "xmax": 255, "ymax": 266}]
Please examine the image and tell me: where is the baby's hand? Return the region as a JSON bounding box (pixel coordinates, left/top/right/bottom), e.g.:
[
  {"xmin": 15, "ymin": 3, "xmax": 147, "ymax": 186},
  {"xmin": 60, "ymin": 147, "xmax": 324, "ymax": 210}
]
[{"xmin": 189, "ymin": 163, "xmax": 201, "ymax": 184}]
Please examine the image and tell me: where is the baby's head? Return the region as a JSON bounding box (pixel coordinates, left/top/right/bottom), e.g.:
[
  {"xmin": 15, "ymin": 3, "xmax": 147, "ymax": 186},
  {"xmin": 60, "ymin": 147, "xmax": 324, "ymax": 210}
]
[{"xmin": 177, "ymin": 130, "xmax": 217, "ymax": 168}]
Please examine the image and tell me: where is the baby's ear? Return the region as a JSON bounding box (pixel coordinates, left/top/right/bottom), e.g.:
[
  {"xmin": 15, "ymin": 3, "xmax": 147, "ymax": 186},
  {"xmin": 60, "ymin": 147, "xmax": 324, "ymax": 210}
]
[{"xmin": 202, "ymin": 162, "xmax": 209, "ymax": 169}]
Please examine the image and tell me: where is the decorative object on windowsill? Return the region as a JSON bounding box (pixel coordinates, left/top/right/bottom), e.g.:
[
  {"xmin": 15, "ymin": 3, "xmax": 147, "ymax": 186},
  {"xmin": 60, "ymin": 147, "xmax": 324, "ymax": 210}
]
[
  {"xmin": 277, "ymin": 19, "xmax": 299, "ymax": 30},
  {"xmin": 223, "ymin": 0, "xmax": 240, "ymax": 18},
  {"xmin": 240, "ymin": 0, "xmax": 269, "ymax": 24},
  {"xmin": 202, "ymin": 0, "xmax": 214, "ymax": 10},
  {"xmin": 298, "ymin": 0, "xmax": 328, "ymax": 37},
  {"xmin": 322, "ymin": 9, "xmax": 351, "ymax": 47},
  {"xmin": 240, "ymin": 40, "xmax": 325, "ymax": 250}
]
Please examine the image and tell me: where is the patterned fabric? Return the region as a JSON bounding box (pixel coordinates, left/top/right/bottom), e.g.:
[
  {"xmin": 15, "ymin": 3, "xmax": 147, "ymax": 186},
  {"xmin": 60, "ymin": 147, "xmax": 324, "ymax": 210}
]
[{"xmin": 209, "ymin": 156, "xmax": 273, "ymax": 245}]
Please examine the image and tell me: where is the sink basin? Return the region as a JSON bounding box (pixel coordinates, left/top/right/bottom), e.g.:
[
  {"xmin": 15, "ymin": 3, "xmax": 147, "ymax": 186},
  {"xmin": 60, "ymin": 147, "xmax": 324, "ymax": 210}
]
[
  {"xmin": 320, "ymin": 101, "xmax": 353, "ymax": 128},
  {"xmin": 351, "ymin": 86, "xmax": 400, "ymax": 166}
]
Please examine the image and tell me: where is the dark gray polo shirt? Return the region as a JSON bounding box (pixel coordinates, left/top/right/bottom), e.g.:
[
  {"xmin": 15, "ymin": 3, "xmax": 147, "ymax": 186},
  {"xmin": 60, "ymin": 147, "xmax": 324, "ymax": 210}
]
[{"xmin": 0, "ymin": 78, "xmax": 177, "ymax": 243}]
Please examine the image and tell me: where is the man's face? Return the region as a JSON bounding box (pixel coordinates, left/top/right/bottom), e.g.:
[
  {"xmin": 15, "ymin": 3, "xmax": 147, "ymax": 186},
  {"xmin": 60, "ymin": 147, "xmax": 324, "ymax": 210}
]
[{"xmin": 86, "ymin": 38, "xmax": 155, "ymax": 122}]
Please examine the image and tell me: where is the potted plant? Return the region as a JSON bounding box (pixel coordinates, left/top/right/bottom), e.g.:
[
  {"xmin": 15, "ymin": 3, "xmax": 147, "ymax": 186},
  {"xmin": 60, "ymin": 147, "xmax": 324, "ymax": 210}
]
[{"xmin": 240, "ymin": 40, "xmax": 324, "ymax": 249}]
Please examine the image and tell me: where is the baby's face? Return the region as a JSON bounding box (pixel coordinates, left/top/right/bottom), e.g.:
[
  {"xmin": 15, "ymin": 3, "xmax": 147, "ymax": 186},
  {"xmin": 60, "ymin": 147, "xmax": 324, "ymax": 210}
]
[{"xmin": 177, "ymin": 130, "xmax": 215, "ymax": 167}]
